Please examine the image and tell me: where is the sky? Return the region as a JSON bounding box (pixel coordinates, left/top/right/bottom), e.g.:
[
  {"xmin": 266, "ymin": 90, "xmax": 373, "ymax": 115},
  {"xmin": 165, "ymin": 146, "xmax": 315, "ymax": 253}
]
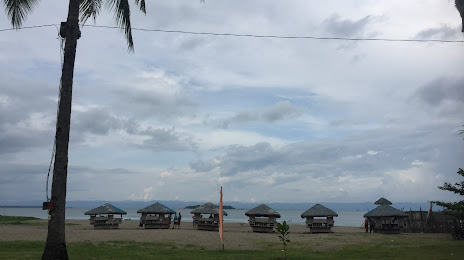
[{"xmin": 1, "ymin": 0, "xmax": 463, "ymax": 205}]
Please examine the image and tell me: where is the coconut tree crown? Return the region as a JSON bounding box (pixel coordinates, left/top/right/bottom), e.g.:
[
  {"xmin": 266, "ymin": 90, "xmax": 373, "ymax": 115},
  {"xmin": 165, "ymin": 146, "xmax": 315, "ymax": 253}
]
[{"xmin": 2, "ymin": 0, "xmax": 146, "ymax": 50}]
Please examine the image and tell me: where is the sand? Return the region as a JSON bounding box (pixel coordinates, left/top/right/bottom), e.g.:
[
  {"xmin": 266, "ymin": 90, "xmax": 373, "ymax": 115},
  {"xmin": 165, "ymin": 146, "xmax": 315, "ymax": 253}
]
[{"xmin": 0, "ymin": 220, "xmax": 451, "ymax": 251}]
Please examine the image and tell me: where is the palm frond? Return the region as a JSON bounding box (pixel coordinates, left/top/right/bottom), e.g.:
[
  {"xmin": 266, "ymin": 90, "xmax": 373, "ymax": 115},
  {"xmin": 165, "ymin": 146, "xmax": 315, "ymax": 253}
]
[
  {"xmin": 2, "ymin": 0, "xmax": 39, "ymax": 28},
  {"xmin": 79, "ymin": 0, "xmax": 103, "ymax": 24},
  {"xmin": 107, "ymin": 0, "xmax": 134, "ymax": 51},
  {"xmin": 134, "ymin": 0, "xmax": 145, "ymax": 14}
]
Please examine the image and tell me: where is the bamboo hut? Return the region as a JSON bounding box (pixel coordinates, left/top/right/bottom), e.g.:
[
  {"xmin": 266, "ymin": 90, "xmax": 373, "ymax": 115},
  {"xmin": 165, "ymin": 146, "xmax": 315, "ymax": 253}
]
[
  {"xmin": 245, "ymin": 204, "xmax": 281, "ymax": 233},
  {"xmin": 190, "ymin": 202, "xmax": 228, "ymax": 231},
  {"xmin": 137, "ymin": 202, "xmax": 175, "ymax": 229},
  {"xmin": 364, "ymin": 198, "xmax": 408, "ymax": 234},
  {"xmin": 301, "ymin": 204, "xmax": 338, "ymax": 233},
  {"xmin": 84, "ymin": 203, "xmax": 126, "ymax": 229}
]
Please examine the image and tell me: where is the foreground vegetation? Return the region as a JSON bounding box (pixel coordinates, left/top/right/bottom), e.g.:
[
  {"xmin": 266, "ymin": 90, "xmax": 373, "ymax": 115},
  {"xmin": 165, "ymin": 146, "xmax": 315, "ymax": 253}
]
[{"xmin": 1, "ymin": 235, "xmax": 463, "ymax": 260}]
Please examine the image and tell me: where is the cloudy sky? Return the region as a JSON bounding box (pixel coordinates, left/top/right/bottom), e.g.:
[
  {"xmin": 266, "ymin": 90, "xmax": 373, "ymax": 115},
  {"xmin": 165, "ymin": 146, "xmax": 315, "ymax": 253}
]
[{"xmin": 1, "ymin": 0, "xmax": 463, "ymax": 205}]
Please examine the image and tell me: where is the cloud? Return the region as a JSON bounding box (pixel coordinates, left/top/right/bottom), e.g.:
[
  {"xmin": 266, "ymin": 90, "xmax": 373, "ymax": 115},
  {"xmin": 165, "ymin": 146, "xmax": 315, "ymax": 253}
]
[
  {"xmin": 415, "ymin": 24, "xmax": 461, "ymax": 40},
  {"xmin": 414, "ymin": 77, "xmax": 464, "ymax": 106},
  {"xmin": 322, "ymin": 14, "xmax": 377, "ymax": 38},
  {"xmin": 218, "ymin": 101, "xmax": 304, "ymax": 128}
]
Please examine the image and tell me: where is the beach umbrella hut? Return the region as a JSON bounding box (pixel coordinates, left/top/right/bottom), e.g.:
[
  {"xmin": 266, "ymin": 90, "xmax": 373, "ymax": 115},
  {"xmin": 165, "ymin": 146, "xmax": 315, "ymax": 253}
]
[
  {"xmin": 137, "ymin": 202, "xmax": 176, "ymax": 229},
  {"xmin": 84, "ymin": 203, "xmax": 127, "ymax": 229},
  {"xmin": 301, "ymin": 204, "xmax": 338, "ymax": 233},
  {"xmin": 245, "ymin": 204, "xmax": 281, "ymax": 233},
  {"xmin": 364, "ymin": 198, "xmax": 408, "ymax": 234},
  {"xmin": 190, "ymin": 202, "xmax": 228, "ymax": 231}
]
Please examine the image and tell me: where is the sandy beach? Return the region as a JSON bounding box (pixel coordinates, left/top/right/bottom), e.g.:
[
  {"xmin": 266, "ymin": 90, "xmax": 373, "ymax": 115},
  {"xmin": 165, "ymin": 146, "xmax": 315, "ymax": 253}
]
[{"xmin": 0, "ymin": 219, "xmax": 452, "ymax": 251}]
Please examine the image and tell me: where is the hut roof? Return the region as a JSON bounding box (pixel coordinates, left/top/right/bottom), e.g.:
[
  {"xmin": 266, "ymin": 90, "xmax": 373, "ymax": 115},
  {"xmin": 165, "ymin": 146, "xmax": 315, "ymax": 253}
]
[
  {"xmin": 190, "ymin": 202, "xmax": 228, "ymax": 216},
  {"xmin": 137, "ymin": 202, "xmax": 176, "ymax": 214},
  {"xmin": 84, "ymin": 203, "xmax": 127, "ymax": 215},
  {"xmin": 374, "ymin": 197, "xmax": 392, "ymax": 205},
  {"xmin": 364, "ymin": 205, "xmax": 408, "ymax": 218},
  {"xmin": 245, "ymin": 204, "xmax": 281, "ymax": 218},
  {"xmin": 301, "ymin": 204, "xmax": 338, "ymax": 218}
]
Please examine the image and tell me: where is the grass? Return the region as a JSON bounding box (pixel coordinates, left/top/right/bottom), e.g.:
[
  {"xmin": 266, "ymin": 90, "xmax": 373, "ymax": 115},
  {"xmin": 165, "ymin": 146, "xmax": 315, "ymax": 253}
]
[
  {"xmin": 1, "ymin": 235, "xmax": 463, "ymax": 260},
  {"xmin": 0, "ymin": 216, "xmax": 80, "ymax": 226}
]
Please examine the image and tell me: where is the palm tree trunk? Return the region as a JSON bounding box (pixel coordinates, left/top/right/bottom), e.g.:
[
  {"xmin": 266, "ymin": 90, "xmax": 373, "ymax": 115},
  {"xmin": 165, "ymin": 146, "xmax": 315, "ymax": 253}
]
[
  {"xmin": 457, "ymin": 0, "xmax": 464, "ymax": 32},
  {"xmin": 42, "ymin": 0, "xmax": 79, "ymax": 259}
]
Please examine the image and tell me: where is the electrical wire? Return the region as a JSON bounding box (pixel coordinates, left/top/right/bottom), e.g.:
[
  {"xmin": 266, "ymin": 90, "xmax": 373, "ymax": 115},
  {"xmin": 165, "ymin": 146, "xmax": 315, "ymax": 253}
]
[{"xmin": 1, "ymin": 23, "xmax": 463, "ymax": 43}]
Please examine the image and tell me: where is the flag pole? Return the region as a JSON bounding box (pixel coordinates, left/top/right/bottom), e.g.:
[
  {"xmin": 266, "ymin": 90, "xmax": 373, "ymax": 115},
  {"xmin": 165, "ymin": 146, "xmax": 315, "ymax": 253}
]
[{"xmin": 219, "ymin": 186, "xmax": 224, "ymax": 251}]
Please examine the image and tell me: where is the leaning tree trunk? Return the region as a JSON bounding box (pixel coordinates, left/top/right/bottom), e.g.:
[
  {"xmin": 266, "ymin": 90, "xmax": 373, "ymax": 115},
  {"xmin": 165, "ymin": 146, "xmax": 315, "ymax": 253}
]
[{"xmin": 42, "ymin": 0, "xmax": 79, "ymax": 259}]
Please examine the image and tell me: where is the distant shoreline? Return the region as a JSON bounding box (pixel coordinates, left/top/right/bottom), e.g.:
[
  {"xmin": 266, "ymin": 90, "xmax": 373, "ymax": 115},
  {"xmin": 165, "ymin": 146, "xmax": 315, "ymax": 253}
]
[{"xmin": 0, "ymin": 206, "xmax": 42, "ymax": 208}]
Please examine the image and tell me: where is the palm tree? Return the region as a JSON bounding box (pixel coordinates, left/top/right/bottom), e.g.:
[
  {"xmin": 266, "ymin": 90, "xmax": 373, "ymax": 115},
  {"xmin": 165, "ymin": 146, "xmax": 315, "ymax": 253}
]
[
  {"xmin": 457, "ymin": 0, "xmax": 464, "ymax": 32},
  {"xmin": 2, "ymin": 1, "xmax": 146, "ymax": 259}
]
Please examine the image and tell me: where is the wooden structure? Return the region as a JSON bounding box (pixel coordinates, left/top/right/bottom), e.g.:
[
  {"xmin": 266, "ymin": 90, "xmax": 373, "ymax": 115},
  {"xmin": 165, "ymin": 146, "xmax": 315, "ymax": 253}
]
[
  {"xmin": 245, "ymin": 204, "xmax": 281, "ymax": 233},
  {"xmin": 84, "ymin": 203, "xmax": 126, "ymax": 229},
  {"xmin": 137, "ymin": 202, "xmax": 175, "ymax": 229},
  {"xmin": 190, "ymin": 202, "xmax": 228, "ymax": 231},
  {"xmin": 301, "ymin": 204, "xmax": 338, "ymax": 233},
  {"xmin": 405, "ymin": 210, "xmax": 456, "ymax": 233},
  {"xmin": 364, "ymin": 197, "xmax": 407, "ymax": 234}
]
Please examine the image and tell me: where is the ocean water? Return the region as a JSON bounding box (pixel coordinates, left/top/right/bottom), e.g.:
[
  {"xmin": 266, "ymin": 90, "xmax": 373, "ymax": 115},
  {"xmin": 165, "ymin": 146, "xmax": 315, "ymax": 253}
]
[{"xmin": 0, "ymin": 207, "xmax": 366, "ymax": 227}]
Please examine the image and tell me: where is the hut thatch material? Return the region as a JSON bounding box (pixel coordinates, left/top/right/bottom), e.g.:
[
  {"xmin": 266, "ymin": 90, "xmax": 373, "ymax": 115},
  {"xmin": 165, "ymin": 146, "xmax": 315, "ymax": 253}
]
[
  {"xmin": 84, "ymin": 203, "xmax": 126, "ymax": 229},
  {"xmin": 245, "ymin": 204, "xmax": 281, "ymax": 218},
  {"xmin": 364, "ymin": 205, "xmax": 408, "ymax": 218},
  {"xmin": 374, "ymin": 197, "xmax": 392, "ymax": 205},
  {"xmin": 137, "ymin": 202, "xmax": 176, "ymax": 214},
  {"xmin": 84, "ymin": 203, "xmax": 127, "ymax": 215},
  {"xmin": 137, "ymin": 202, "xmax": 176, "ymax": 229},
  {"xmin": 301, "ymin": 204, "xmax": 338, "ymax": 218},
  {"xmin": 245, "ymin": 204, "xmax": 280, "ymax": 233},
  {"xmin": 190, "ymin": 202, "xmax": 227, "ymax": 231},
  {"xmin": 190, "ymin": 202, "xmax": 228, "ymax": 216}
]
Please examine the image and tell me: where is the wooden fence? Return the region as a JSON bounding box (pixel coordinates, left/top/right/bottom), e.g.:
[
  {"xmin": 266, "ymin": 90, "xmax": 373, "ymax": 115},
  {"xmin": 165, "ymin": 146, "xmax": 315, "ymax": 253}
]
[{"xmin": 404, "ymin": 211, "xmax": 455, "ymax": 233}]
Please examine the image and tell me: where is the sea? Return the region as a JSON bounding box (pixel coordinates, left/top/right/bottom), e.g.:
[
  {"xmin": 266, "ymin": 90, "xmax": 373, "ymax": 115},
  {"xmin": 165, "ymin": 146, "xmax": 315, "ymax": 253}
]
[{"xmin": 0, "ymin": 207, "xmax": 366, "ymax": 227}]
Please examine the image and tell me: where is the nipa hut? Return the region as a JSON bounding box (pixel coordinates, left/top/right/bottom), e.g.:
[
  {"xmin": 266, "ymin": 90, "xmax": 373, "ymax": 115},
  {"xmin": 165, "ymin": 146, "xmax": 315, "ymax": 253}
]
[
  {"xmin": 190, "ymin": 202, "xmax": 228, "ymax": 231},
  {"xmin": 245, "ymin": 204, "xmax": 281, "ymax": 233},
  {"xmin": 301, "ymin": 204, "xmax": 338, "ymax": 233},
  {"xmin": 137, "ymin": 202, "xmax": 176, "ymax": 229},
  {"xmin": 84, "ymin": 203, "xmax": 127, "ymax": 229},
  {"xmin": 364, "ymin": 197, "xmax": 408, "ymax": 234}
]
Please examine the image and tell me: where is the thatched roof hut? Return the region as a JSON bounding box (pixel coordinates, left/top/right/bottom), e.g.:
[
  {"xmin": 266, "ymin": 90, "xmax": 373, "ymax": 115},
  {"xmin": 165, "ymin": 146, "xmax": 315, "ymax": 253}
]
[
  {"xmin": 301, "ymin": 204, "xmax": 338, "ymax": 233},
  {"xmin": 137, "ymin": 202, "xmax": 176, "ymax": 229},
  {"xmin": 84, "ymin": 203, "xmax": 126, "ymax": 229},
  {"xmin": 364, "ymin": 205, "xmax": 408, "ymax": 218},
  {"xmin": 245, "ymin": 204, "xmax": 281, "ymax": 218},
  {"xmin": 190, "ymin": 202, "xmax": 228, "ymax": 216},
  {"xmin": 137, "ymin": 202, "xmax": 176, "ymax": 214},
  {"xmin": 301, "ymin": 204, "xmax": 338, "ymax": 218},
  {"xmin": 190, "ymin": 202, "xmax": 227, "ymax": 231},
  {"xmin": 84, "ymin": 203, "xmax": 127, "ymax": 216},
  {"xmin": 245, "ymin": 204, "xmax": 280, "ymax": 233},
  {"xmin": 364, "ymin": 198, "xmax": 407, "ymax": 234},
  {"xmin": 374, "ymin": 197, "xmax": 392, "ymax": 205}
]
